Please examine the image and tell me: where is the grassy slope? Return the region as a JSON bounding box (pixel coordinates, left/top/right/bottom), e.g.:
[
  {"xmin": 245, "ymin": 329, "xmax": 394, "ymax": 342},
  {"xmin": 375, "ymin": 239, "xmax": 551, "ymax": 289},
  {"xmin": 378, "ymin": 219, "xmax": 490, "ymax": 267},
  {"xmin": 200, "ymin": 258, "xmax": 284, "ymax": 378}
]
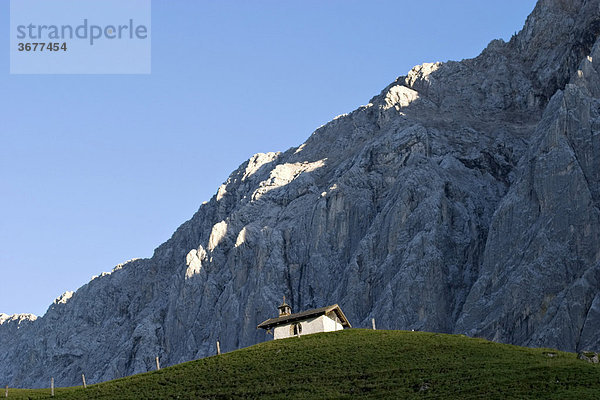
[{"xmin": 7, "ymin": 329, "xmax": 600, "ymax": 399}]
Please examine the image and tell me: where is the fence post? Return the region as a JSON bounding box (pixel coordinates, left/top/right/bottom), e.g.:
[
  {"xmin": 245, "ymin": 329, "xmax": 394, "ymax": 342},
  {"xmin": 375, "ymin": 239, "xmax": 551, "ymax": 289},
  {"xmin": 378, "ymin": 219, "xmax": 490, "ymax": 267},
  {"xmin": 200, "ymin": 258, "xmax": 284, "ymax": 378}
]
[
  {"xmin": 216, "ymin": 340, "xmax": 221, "ymax": 355},
  {"xmin": 372, "ymin": 318, "xmax": 376, "ymax": 330},
  {"xmin": 5, "ymin": 385, "xmax": 7, "ymax": 398},
  {"xmin": 155, "ymin": 356, "xmax": 160, "ymax": 371},
  {"xmin": 82, "ymin": 374, "xmax": 87, "ymax": 389},
  {"xmin": 51, "ymin": 377, "xmax": 54, "ymax": 397}
]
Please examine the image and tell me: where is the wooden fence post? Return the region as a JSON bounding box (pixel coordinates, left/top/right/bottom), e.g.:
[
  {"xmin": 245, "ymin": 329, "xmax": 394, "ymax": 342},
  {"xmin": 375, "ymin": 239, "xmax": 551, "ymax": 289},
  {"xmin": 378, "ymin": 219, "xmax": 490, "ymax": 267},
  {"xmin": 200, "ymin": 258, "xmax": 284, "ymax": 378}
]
[
  {"xmin": 216, "ymin": 340, "xmax": 221, "ymax": 355},
  {"xmin": 4, "ymin": 385, "xmax": 7, "ymax": 398},
  {"xmin": 155, "ymin": 356, "xmax": 160, "ymax": 371},
  {"xmin": 82, "ymin": 374, "xmax": 87, "ymax": 389},
  {"xmin": 372, "ymin": 318, "xmax": 376, "ymax": 330},
  {"xmin": 51, "ymin": 377, "xmax": 54, "ymax": 397}
]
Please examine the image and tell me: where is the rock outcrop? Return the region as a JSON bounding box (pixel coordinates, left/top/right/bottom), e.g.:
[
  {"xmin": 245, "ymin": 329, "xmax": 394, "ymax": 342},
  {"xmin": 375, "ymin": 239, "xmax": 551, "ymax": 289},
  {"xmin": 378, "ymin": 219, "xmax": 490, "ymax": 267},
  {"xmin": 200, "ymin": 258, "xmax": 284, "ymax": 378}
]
[
  {"xmin": 2, "ymin": 0, "xmax": 600, "ymax": 388},
  {"xmin": 578, "ymin": 351, "xmax": 600, "ymax": 364}
]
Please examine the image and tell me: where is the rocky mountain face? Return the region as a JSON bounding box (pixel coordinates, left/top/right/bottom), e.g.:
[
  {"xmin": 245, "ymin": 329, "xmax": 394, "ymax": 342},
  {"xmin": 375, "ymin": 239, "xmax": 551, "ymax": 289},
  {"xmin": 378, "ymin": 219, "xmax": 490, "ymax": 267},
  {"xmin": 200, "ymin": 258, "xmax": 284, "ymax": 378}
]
[{"xmin": 2, "ymin": 0, "xmax": 600, "ymax": 388}]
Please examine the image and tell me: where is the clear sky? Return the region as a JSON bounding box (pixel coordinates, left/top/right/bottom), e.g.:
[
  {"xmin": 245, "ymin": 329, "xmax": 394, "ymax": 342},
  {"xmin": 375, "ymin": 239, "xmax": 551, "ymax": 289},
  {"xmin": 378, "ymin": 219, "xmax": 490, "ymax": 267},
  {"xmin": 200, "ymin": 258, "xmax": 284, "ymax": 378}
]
[{"xmin": 0, "ymin": 0, "xmax": 537, "ymax": 316}]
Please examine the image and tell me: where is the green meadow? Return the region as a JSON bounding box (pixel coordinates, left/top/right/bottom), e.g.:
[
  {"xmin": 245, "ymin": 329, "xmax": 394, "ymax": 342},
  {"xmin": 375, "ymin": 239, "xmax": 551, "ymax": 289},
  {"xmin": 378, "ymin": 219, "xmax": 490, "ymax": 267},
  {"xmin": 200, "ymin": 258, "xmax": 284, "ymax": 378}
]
[{"xmin": 7, "ymin": 329, "xmax": 600, "ymax": 399}]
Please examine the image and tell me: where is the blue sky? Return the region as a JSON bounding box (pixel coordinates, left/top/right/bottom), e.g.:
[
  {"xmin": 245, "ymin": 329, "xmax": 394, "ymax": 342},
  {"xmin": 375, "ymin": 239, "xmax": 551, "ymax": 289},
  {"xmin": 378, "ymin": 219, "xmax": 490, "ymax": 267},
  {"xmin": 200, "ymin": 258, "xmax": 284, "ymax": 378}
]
[{"xmin": 0, "ymin": 0, "xmax": 537, "ymax": 316}]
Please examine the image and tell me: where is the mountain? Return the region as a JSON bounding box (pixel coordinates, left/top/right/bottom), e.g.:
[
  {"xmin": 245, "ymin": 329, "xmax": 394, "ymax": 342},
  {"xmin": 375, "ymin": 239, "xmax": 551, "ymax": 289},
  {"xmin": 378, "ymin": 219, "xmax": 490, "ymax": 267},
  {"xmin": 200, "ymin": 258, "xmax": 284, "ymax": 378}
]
[{"xmin": 2, "ymin": 0, "xmax": 600, "ymax": 388}]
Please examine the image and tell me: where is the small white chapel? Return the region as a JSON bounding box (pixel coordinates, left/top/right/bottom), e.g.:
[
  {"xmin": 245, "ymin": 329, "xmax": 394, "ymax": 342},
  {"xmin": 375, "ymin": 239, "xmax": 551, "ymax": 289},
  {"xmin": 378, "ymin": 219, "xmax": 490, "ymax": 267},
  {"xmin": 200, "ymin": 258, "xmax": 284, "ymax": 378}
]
[{"xmin": 257, "ymin": 298, "xmax": 351, "ymax": 340}]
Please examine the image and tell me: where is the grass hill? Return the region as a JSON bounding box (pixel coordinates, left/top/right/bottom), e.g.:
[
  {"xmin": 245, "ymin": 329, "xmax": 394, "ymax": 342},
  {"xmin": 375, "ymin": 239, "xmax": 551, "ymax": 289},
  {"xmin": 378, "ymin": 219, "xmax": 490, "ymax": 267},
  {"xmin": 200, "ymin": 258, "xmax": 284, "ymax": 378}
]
[{"xmin": 7, "ymin": 329, "xmax": 600, "ymax": 399}]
